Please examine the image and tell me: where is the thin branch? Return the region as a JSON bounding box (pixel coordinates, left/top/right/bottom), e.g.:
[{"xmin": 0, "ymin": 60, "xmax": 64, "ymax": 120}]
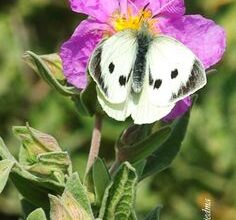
[{"xmin": 85, "ymin": 114, "xmax": 103, "ymax": 174}]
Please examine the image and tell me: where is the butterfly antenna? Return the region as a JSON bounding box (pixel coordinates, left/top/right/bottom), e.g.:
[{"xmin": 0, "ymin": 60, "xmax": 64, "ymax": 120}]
[
  {"xmin": 143, "ymin": 2, "xmax": 150, "ymax": 12},
  {"xmin": 138, "ymin": 2, "xmax": 150, "ymax": 23}
]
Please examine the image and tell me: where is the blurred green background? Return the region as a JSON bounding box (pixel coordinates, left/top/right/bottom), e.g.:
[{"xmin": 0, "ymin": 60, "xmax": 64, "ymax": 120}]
[{"xmin": 0, "ymin": 0, "xmax": 235, "ymax": 219}]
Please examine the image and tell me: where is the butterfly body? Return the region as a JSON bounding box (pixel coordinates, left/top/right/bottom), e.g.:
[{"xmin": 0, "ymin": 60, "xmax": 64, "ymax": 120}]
[
  {"xmin": 88, "ymin": 28, "xmax": 207, "ymax": 124},
  {"xmin": 132, "ymin": 28, "xmax": 153, "ymax": 93}
]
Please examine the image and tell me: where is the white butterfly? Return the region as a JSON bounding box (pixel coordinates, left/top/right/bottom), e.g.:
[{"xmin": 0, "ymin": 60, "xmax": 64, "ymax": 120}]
[{"xmin": 88, "ymin": 29, "xmax": 207, "ymax": 124}]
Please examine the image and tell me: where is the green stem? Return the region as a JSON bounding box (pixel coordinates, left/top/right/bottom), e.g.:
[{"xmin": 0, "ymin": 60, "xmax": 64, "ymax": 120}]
[{"xmin": 85, "ymin": 114, "xmax": 103, "ymax": 174}]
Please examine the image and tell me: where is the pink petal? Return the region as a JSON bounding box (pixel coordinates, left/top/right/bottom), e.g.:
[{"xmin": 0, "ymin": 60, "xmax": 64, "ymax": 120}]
[
  {"xmin": 60, "ymin": 19, "xmax": 111, "ymax": 89},
  {"xmin": 150, "ymin": 0, "xmax": 185, "ymax": 17},
  {"xmin": 163, "ymin": 97, "xmax": 192, "ymax": 121},
  {"xmin": 159, "ymin": 15, "xmax": 226, "ymax": 69},
  {"xmin": 127, "ymin": 0, "xmax": 150, "ymax": 14},
  {"xmin": 69, "ymin": 0, "xmax": 119, "ymax": 22},
  {"xmin": 127, "ymin": 0, "xmax": 184, "ymax": 17}
]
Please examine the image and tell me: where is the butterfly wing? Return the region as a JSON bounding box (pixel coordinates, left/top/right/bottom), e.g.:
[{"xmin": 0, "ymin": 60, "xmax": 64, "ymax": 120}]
[
  {"xmin": 131, "ymin": 70, "xmax": 175, "ymax": 124},
  {"xmin": 147, "ymin": 35, "xmax": 206, "ymax": 107},
  {"xmin": 96, "ymin": 88, "xmax": 132, "ymax": 122},
  {"xmin": 88, "ymin": 31, "xmax": 137, "ymax": 104}
]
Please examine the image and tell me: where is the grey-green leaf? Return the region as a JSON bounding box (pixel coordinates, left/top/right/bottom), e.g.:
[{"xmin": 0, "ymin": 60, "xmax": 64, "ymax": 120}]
[
  {"xmin": 0, "ymin": 138, "xmax": 16, "ymax": 161},
  {"xmin": 23, "ymin": 51, "xmax": 75, "ymax": 96},
  {"xmin": 26, "ymin": 208, "xmax": 47, "ymax": 220},
  {"xmin": 142, "ymin": 108, "xmax": 191, "ymax": 179},
  {"xmin": 99, "ymin": 162, "xmax": 138, "ymax": 220},
  {"xmin": 49, "ymin": 194, "xmax": 73, "ymax": 220},
  {"xmin": 117, "ymin": 126, "xmax": 171, "ymax": 164},
  {"xmin": 93, "ymin": 158, "xmax": 111, "ymax": 205},
  {"xmin": 145, "ymin": 206, "xmax": 162, "ymax": 220},
  {"xmin": 0, "ymin": 159, "xmax": 15, "ymax": 193},
  {"xmin": 65, "ymin": 173, "xmax": 93, "ymax": 217},
  {"xmin": 73, "ymin": 80, "xmax": 98, "ymax": 117}
]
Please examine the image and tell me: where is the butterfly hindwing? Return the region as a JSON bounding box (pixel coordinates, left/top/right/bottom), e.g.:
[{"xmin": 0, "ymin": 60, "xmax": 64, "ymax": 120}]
[
  {"xmin": 88, "ymin": 31, "xmax": 137, "ymax": 104},
  {"xmin": 131, "ymin": 70, "xmax": 175, "ymax": 124},
  {"xmin": 147, "ymin": 35, "xmax": 207, "ymax": 107}
]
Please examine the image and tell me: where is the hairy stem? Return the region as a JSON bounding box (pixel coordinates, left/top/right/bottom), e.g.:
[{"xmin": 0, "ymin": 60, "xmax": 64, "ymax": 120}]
[{"xmin": 85, "ymin": 114, "xmax": 103, "ymax": 174}]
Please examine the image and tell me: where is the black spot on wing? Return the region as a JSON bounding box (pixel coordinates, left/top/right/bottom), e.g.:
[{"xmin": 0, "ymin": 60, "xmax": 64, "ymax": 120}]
[
  {"xmin": 97, "ymin": 74, "xmax": 108, "ymax": 95},
  {"xmin": 149, "ymin": 68, "xmax": 154, "ymax": 86},
  {"xmin": 171, "ymin": 69, "xmax": 178, "ymax": 79},
  {"xmin": 171, "ymin": 59, "xmax": 204, "ymax": 100},
  {"xmin": 109, "ymin": 62, "xmax": 115, "ymax": 74},
  {"xmin": 92, "ymin": 48, "xmax": 108, "ymax": 95},
  {"xmin": 127, "ymin": 69, "xmax": 132, "ymax": 83},
  {"xmin": 119, "ymin": 75, "xmax": 127, "ymax": 86},
  {"xmin": 154, "ymin": 79, "xmax": 162, "ymax": 89},
  {"xmin": 93, "ymin": 48, "xmax": 102, "ymax": 80}
]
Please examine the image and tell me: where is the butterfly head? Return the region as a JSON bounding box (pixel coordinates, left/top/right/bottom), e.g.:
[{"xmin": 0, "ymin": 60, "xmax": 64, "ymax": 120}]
[{"xmin": 112, "ymin": 3, "xmax": 159, "ymax": 35}]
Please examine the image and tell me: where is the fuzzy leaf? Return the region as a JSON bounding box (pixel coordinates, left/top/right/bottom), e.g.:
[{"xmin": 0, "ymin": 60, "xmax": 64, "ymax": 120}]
[
  {"xmin": 117, "ymin": 126, "xmax": 171, "ymax": 164},
  {"xmin": 65, "ymin": 173, "xmax": 93, "ymax": 217},
  {"xmin": 26, "ymin": 152, "xmax": 71, "ymax": 184},
  {"xmin": 145, "ymin": 206, "xmax": 162, "ymax": 220},
  {"xmin": 49, "ymin": 173, "xmax": 94, "ymax": 220},
  {"xmin": 13, "ymin": 124, "xmax": 62, "ymax": 165},
  {"xmin": 142, "ymin": 108, "xmax": 191, "ymax": 179},
  {"xmin": 99, "ymin": 162, "xmax": 138, "ymax": 220},
  {"xmin": 49, "ymin": 195, "xmax": 73, "ymax": 220},
  {"xmin": 23, "ymin": 51, "xmax": 75, "ymax": 96},
  {"xmin": 0, "ymin": 159, "xmax": 15, "ymax": 193},
  {"xmin": 26, "ymin": 208, "xmax": 47, "ymax": 220},
  {"xmin": 13, "ymin": 124, "xmax": 72, "ymax": 184},
  {"xmin": 0, "ymin": 138, "xmax": 16, "ymax": 161},
  {"xmin": 40, "ymin": 53, "xmax": 65, "ymax": 81},
  {"xmin": 0, "ymin": 138, "xmax": 64, "ymax": 209},
  {"xmin": 49, "ymin": 193, "xmax": 93, "ymax": 220}
]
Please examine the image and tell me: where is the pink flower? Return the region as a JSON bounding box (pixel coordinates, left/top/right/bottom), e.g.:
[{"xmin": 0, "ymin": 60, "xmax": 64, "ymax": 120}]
[{"xmin": 60, "ymin": 0, "xmax": 226, "ymax": 121}]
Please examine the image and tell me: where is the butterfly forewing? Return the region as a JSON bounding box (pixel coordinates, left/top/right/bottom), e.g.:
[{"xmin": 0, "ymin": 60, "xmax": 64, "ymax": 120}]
[
  {"xmin": 147, "ymin": 35, "xmax": 207, "ymax": 107},
  {"xmin": 88, "ymin": 31, "xmax": 137, "ymax": 104}
]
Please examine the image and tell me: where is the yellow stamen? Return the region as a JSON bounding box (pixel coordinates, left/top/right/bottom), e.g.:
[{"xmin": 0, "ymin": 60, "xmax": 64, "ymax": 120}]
[{"xmin": 111, "ymin": 7, "xmax": 158, "ymax": 34}]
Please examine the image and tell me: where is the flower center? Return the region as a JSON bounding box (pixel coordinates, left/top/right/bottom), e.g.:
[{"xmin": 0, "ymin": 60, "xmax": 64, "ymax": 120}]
[{"xmin": 112, "ymin": 7, "xmax": 158, "ymax": 34}]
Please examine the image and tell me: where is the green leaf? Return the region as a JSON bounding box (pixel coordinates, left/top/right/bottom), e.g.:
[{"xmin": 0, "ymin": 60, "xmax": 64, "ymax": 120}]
[
  {"xmin": 13, "ymin": 124, "xmax": 72, "ymax": 184},
  {"xmin": 64, "ymin": 173, "xmax": 93, "ymax": 217},
  {"xmin": 145, "ymin": 206, "xmax": 162, "ymax": 220},
  {"xmin": 11, "ymin": 172, "xmax": 52, "ymax": 210},
  {"xmin": 99, "ymin": 162, "xmax": 138, "ymax": 220},
  {"xmin": 72, "ymin": 80, "xmax": 98, "ymax": 117},
  {"xmin": 92, "ymin": 158, "xmax": 111, "ymax": 205},
  {"xmin": 0, "ymin": 159, "xmax": 15, "ymax": 193},
  {"xmin": 11, "ymin": 160, "xmax": 64, "ymax": 209},
  {"xmin": 26, "ymin": 208, "xmax": 47, "ymax": 220},
  {"xmin": 23, "ymin": 51, "xmax": 75, "ymax": 97},
  {"xmin": 49, "ymin": 173, "xmax": 94, "ymax": 220},
  {"xmin": 49, "ymin": 195, "xmax": 73, "ymax": 220},
  {"xmin": 142, "ymin": 108, "xmax": 191, "ymax": 179},
  {"xmin": 133, "ymin": 160, "xmax": 147, "ymax": 179},
  {"xmin": 117, "ymin": 126, "xmax": 171, "ymax": 164},
  {"xmin": 40, "ymin": 53, "xmax": 65, "ymax": 81},
  {"xmin": 26, "ymin": 152, "xmax": 72, "ymax": 184},
  {"xmin": 0, "ymin": 137, "xmax": 64, "ymax": 209},
  {"xmin": 21, "ymin": 198, "xmax": 40, "ymax": 219},
  {"xmin": 49, "ymin": 193, "xmax": 93, "ymax": 220},
  {"xmin": 0, "ymin": 138, "xmax": 16, "ymax": 161},
  {"xmin": 117, "ymin": 124, "xmax": 153, "ymax": 149},
  {"xmin": 13, "ymin": 124, "xmax": 62, "ymax": 164}
]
